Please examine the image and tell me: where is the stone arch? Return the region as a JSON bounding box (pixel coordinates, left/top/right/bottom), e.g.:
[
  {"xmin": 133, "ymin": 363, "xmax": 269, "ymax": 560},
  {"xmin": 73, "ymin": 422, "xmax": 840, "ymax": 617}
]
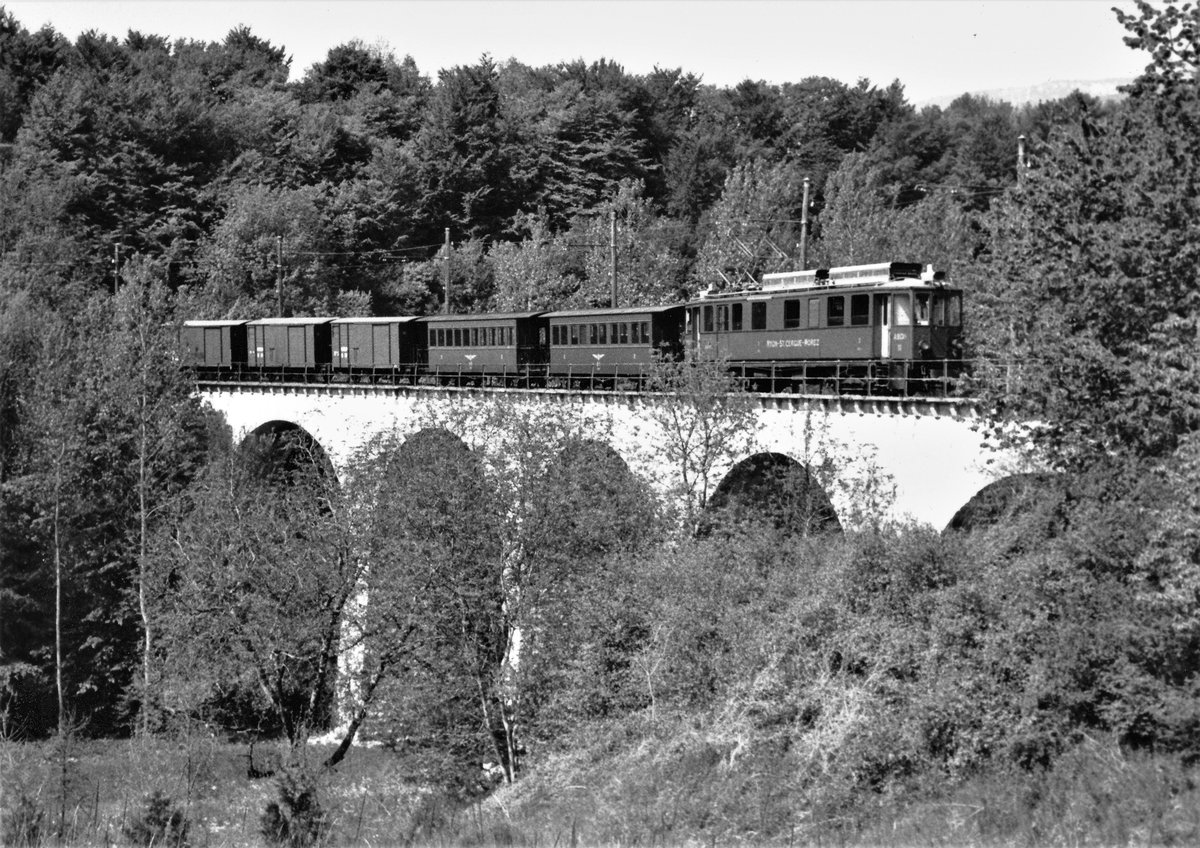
[
  {"xmin": 243, "ymin": 419, "xmax": 338, "ymax": 486},
  {"xmin": 708, "ymin": 452, "xmax": 842, "ymax": 536},
  {"xmin": 945, "ymin": 472, "xmax": 1063, "ymax": 533}
]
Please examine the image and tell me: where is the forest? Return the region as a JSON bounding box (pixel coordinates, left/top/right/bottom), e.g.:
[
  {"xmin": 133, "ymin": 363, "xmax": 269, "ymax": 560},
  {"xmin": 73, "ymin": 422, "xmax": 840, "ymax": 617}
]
[{"xmin": 1, "ymin": 0, "xmax": 1200, "ymax": 845}]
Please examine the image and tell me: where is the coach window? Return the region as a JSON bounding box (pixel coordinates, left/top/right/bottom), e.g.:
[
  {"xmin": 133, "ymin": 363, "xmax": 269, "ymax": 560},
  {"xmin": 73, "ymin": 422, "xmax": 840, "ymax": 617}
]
[
  {"xmin": 827, "ymin": 296, "xmax": 845, "ymax": 327},
  {"xmin": 585, "ymin": 324, "xmax": 594, "ymax": 344},
  {"xmin": 703, "ymin": 305, "xmax": 713, "ymax": 332},
  {"xmin": 731, "ymin": 303, "xmax": 743, "ymax": 332},
  {"xmin": 948, "ymin": 294, "xmax": 962, "ymax": 326},
  {"xmin": 539, "ymin": 327, "xmax": 547, "ymax": 345},
  {"xmin": 915, "ymin": 292, "xmax": 931, "ymax": 325},
  {"xmin": 850, "ymin": 294, "xmax": 870, "ymax": 326},
  {"xmin": 619, "ymin": 322, "xmax": 628, "ymax": 344},
  {"xmin": 430, "ymin": 329, "xmax": 437, "ymax": 347},
  {"xmin": 808, "ymin": 298, "xmax": 820, "ymax": 328},
  {"xmin": 751, "ymin": 301, "xmax": 766, "ymax": 330},
  {"xmin": 642, "ymin": 321, "xmax": 650, "ymax": 343},
  {"xmin": 611, "ymin": 322, "xmax": 619, "ymax": 343},
  {"xmin": 597, "ymin": 323, "xmax": 606, "ymax": 344},
  {"xmin": 570, "ymin": 324, "xmax": 579, "ymax": 345},
  {"xmin": 784, "ymin": 298, "xmax": 801, "ymax": 329}
]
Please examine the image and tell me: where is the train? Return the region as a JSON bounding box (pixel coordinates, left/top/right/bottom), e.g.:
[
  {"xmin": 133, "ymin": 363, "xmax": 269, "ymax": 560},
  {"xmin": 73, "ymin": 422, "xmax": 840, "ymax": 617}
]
[{"xmin": 181, "ymin": 261, "xmax": 965, "ymax": 396}]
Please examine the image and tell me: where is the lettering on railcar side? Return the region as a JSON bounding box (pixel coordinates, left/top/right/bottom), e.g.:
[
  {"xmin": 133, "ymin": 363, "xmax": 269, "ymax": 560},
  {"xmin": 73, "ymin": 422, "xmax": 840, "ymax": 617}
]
[{"xmin": 765, "ymin": 338, "xmax": 820, "ymax": 349}]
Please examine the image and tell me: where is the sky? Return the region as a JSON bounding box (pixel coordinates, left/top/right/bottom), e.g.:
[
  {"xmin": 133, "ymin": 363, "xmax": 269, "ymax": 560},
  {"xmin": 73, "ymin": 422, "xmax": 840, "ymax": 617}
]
[{"xmin": 5, "ymin": 0, "xmax": 1149, "ymax": 104}]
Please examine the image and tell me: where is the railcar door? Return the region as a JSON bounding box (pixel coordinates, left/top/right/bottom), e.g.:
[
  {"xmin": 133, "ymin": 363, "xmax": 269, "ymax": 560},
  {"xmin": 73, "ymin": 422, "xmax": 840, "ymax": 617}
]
[{"xmin": 876, "ymin": 294, "xmax": 892, "ymax": 358}]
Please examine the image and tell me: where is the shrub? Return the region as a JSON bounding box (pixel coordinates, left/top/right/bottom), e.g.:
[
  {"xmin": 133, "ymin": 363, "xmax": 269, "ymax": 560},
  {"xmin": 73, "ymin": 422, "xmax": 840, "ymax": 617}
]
[
  {"xmin": 260, "ymin": 768, "xmax": 330, "ymax": 848},
  {"xmin": 2, "ymin": 793, "xmax": 45, "ymax": 848},
  {"xmin": 123, "ymin": 791, "xmax": 190, "ymax": 848}
]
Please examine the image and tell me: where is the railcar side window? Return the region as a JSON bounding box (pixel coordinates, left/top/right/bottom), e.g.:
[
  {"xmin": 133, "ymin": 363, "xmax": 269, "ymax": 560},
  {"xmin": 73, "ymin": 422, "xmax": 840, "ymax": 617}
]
[
  {"xmin": 948, "ymin": 294, "xmax": 962, "ymax": 326},
  {"xmin": 732, "ymin": 304, "xmax": 743, "ymax": 331},
  {"xmin": 641, "ymin": 321, "xmax": 649, "ymax": 342},
  {"xmin": 915, "ymin": 293, "xmax": 931, "ymax": 325},
  {"xmin": 611, "ymin": 322, "xmax": 619, "ymax": 343},
  {"xmin": 850, "ymin": 294, "xmax": 870, "ymax": 326},
  {"xmin": 570, "ymin": 324, "xmax": 579, "ymax": 345},
  {"xmin": 551, "ymin": 326, "xmax": 558, "ymax": 345},
  {"xmin": 808, "ymin": 298, "xmax": 819, "ymax": 328},
  {"xmin": 430, "ymin": 329, "xmax": 437, "ymax": 346},
  {"xmin": 619, "ymin": 322, "xmax": 629, "ymax": 344},
  {"xmin": 827, "ymin": 296, "xmax": 845, "ymax": 327},
  {"xmin": 751, "ymin": 302, "xmax": 766, "ymax": 330},
  {"xmin": 703, "ymin": 305, "xmax": 713, "ymax": 332},
  {"xmin": 539, "ymin": 327, "xmax": 547, "ymax": 345},
  {"xmin": 598, "ymin": 323, "xmax": 607, "ymax": 344},
  {"xmin": 784, "ymin": 299, "xmax": 801, "ymax": 329},
  {"xmin": 894, "ymin": 294, "xmax": 912, "ymax": 326}
]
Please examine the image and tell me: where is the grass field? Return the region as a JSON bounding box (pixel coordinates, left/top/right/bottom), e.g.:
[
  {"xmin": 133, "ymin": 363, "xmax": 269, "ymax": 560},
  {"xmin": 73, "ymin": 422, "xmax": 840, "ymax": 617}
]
[{"xmin": 3, "ymin": 727, "xmax": 1199, "ymax": 847}]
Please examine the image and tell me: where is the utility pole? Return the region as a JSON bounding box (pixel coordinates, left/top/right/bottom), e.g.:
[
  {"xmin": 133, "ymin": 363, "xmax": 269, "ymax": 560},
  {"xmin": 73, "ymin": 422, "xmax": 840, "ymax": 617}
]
[
  {"xmin": 798, "ymin": 176, "xmax": 811, "ymax": 270},
  {"xmin": 275, "ymin": 235, "xmax": 284, "ymax": 317},
  {"xmin": 609, "ymin": 208, "xmax": 617, "ymax": 308},
  {"xmin": 112, "ymin": 243, "xmax": 122, "ymax": 295},
  {"xmin": 443, "ymin": 227, "xmax": 451, "ymax": 314}
]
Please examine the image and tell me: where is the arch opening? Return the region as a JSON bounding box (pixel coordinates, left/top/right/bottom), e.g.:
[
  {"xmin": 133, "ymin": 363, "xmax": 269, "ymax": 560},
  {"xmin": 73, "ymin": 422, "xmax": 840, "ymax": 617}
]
[
  {"xmin": 945, "ymin": 472, "xmax": 1064, "ymax": 534},
  {"xmin": 244, "ymin": 420, "xmax": 337, "ymax": 487},
  {"xmin": 708, "ymin": 452, "xmax": 842, "ymax": 537}
]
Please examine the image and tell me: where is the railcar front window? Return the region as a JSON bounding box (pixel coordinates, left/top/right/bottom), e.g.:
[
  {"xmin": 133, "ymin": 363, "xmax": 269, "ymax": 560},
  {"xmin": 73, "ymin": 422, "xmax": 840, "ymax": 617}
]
[
  {"xmin": 850, "ymin": 294, "xmax": 870, "ymax": 326},
  {"xmin": 948, "ymin": 294, "xmax": 962, "ymax": 326},
  {"xmin": 893, "ymin": 294, "xmax": 911, "ymax": 326},
  {"xmin": 751, "ymin": 302, "xmax": 766, "ymax": 330},
  {"xmin": 828, "ymin": 296, "xmax": 845, "ymax": 327},
  {"xmin": 915, "ymin": 292, "xmax": 931, "ymax": 325},
  {"xmin": 932, "ymin": 295, "xmax": 946, "ymax": 326},
  {"xmin": 784, "ymin": 299, "xmax": 801, "ymax": 329}
]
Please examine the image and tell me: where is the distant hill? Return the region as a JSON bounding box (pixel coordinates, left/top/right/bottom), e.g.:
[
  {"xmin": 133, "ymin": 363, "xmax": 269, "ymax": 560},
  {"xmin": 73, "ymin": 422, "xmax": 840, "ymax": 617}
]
[{"xmin": 918, "ymin": 78, "xmax": 1132, "ymax": 109}]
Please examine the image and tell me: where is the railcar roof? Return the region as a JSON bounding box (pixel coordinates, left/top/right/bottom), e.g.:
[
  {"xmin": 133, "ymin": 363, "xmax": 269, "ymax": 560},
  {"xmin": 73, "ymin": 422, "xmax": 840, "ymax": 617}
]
[
  {"xmin": 543, "ymin": 305, "xmax": 684, "ymax": 319},
  {"xmin": 182, "ymin": 319, "xmax": 248, "ymax": 327},
  {"xmin": 330, "ymin": 316, "xmax": 422, "ymax": 324},
  {"xmin": 421, "ymin": 311, "xmax": 544, "ymax": 322},
  {"xmin": 245, "ymin": 317, "xmax": 334, "ymax": 325},
  {"xmin": 693, "ymin": 278, "xmax": 960, "ymax": 303}
]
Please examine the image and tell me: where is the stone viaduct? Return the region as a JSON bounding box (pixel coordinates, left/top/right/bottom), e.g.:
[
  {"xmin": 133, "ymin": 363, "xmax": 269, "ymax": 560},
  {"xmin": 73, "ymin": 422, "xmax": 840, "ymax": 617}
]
[{"xmin": 197, "ymin": 383, "xmax": 1029, "ymax": 531}]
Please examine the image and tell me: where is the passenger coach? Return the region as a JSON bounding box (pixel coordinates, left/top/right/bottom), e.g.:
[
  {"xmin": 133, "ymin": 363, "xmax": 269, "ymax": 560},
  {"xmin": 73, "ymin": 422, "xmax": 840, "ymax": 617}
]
[{"xmin": 544, "ymin": 304, "xmax": 685, "ymax": 386}]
